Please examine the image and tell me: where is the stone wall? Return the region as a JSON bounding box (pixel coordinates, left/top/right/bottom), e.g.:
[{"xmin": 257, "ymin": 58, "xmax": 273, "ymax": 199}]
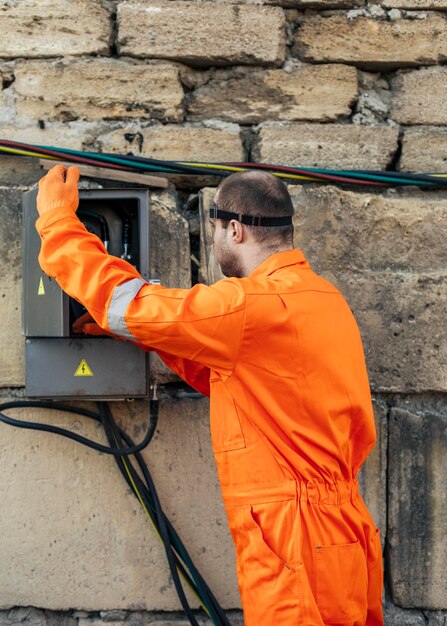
[{"xmin": 0, "ymin": 0, "xmax": 446, "ymax": 624}]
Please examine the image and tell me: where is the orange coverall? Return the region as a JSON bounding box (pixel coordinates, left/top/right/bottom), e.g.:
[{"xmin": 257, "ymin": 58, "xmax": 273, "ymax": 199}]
[{"xmin": 37, "ymin": 206, "xmax": 384, "ymax": 626}]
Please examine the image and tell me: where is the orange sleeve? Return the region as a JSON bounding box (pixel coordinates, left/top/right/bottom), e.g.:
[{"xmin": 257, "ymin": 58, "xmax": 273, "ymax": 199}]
[
  {"xmin": 36, "ymin": 208, "xmax": 245, "ymax": 379},
  {"xmin": 155, "ymin": 350, "xmax": 211, "ymax": 397}
]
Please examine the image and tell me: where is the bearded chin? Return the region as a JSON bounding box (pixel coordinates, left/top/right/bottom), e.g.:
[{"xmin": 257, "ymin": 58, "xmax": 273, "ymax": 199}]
[{"xmin": 218, "ymin": 249, "xmax": 244, "ymax": 278}]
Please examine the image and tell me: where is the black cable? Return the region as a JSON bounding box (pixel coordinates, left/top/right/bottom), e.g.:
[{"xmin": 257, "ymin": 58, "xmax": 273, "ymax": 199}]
[
  {"xmin": 0, "ymin": 399, "xmax": 231, "ymax": 626},
  {"xmin": 98, "ymin": 402, "xmax": 203, "ymax": 626},
  {"xmin": 0, "ymin": 400, "xmax": 157, "ymax": 455},
  {"xmin": 99, "ymin": 403, "xmax": 231, "ymax": 626}
]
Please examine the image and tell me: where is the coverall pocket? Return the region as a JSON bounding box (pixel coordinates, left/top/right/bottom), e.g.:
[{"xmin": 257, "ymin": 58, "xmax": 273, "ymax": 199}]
[
  {"xmin": 233, "ymin": 500, "xmax": 308, "ymax": 624},
  {"xmin": 315, "ymin": 540, "xmax": 368, "ymax": 623},
  {"xmin": 210, "ymin": 378, "xmax": 246, "ymax": 452}
]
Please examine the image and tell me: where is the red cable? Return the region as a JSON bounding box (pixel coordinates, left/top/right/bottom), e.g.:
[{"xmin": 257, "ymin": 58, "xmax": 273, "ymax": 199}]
[
  {"xmin": 223, "ymin": 161, "xmax": 387, "ymax": 187},
  {"xmin": 0, "ymin": 140, "xmax": 131, "ymax": 171}
]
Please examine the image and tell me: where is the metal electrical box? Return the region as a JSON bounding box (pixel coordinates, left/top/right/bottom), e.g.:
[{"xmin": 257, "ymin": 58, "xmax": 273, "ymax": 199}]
[{"xmin": 22, "ymin": 187, "xmax": 151, "ymax": 399}]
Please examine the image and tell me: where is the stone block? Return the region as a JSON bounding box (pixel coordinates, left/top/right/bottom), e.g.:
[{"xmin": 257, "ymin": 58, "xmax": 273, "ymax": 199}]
[
  {"xmin": 150, "ymin": 189, "xmax": 191, "ymax": 290},
  {"xmin": 288, "ymin": 186, "xmax": 447, "ymax": 273},
  {"xmin": 117, "ymin": 1, "xmax": 286, "ymax": 66},
  {"xmin": 428, "ymin": 612, "xmax": 447, "ymax": 626},
  {"xmin": 0, "ymin": 186, "xmax": 25, "ymax": 387},
  {"xmin": 264, "ymin": 0, "xmax": 359, "ymax": 5},
  {"xmin": 0, "ymin": 157, "xmax": 42, "ymax": 188},
  {"xmin": 187, "ymin": 63, "xmax": 358, "ymax": 123},
  {"xmin": 0, "ymin": 0, "xmax": 111, "ymax": 58},
  {"xmin": 99, "ymin": 613, "xmax": 128, "ymax": 622},
  {"xmin": 384, "ymin": 600, "xmax": 427, "ymax": 626},
  {"xmin": 0, "ymin": 73, "xmax": 14, "ymax": 127},
  {"xmin": 252, "ymin": 123, "xmax": 398, "ymax": 170},
  {"xmin": 357, "ymin": 398, "xmax": 387, "ymax": 540},
  {"xmin": 198, "ymin": 187, "xmax": 225, "ymax": 285},
  {"xmin": 95, "ymin": 124, "xmax": 244, "ymax": 162},
  {"xmin": 400, "ymin": 127, "xmax": 447, "ymax": 173},
  {"xmin": 330, "ymin": 270, "xmax": 446, "ymax": 392},
  {"xmin": 390, "ymin": 67, "xmax": 447, "ymax": 125},
  {"xmin": 13, "ymin": 59, "xmax": 184, "ymax": 123},
  {"xmin": 0, "ymin": 398, "xmax": 240, "ymax": 610},
  {"xmin": 388, "ymin": 407, "xmax": 447, "ymax": 608},
  {"xmin": 295, "ymin": 14, "xmax": 447, "ymax": 69},
  {"xmin": 383, "ymin": 0, "xmax": 447, "ymax": 7},
  {"xmin": 0, "ymin": 122, "xmax": 104, "ymax": 186},
  {"xmin": 0, "ymin": 608, "xmax": 49, "ymax": 625},
  {"xmin": 0, "ymin": 280, "xmax": 24, "ymax": 387}
]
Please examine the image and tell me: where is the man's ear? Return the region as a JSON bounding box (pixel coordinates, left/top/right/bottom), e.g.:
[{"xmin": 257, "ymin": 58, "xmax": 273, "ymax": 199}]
[{"xmin": 229, "ymin": 219, "xmax": 244, "ymax": 244}]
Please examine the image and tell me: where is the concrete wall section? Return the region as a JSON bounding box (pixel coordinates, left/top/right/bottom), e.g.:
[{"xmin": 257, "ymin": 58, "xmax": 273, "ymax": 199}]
[{"xmin": 0, "ymin": 399, "xmax": 239, "ymax": 611}]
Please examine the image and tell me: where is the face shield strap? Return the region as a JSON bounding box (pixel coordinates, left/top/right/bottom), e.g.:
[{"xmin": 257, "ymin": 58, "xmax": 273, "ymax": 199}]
[{"xmin": 210, "ymin": 203, "xmax": 293, "ymax": 227}]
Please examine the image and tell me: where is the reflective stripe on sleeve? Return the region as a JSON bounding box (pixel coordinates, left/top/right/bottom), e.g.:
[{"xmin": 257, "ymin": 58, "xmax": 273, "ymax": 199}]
[{"xmin": 108, "ymin": 277, "xmax": 146, "ymax": 340}]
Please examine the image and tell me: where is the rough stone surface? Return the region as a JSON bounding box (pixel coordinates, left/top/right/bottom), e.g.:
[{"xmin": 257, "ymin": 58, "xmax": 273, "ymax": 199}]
[
  {"xmin": 117, "ymin": 1, "xmax": 286, "ymax": 67},
  {"xmin": 0, "ymin": 607, "xmax": 53, "ymax": 625},
  {"xmin": 252, "ymin": 123, "xmax": 399, "ymax": 169},
  {"xmin": 12, "ymin": 59, "xmax": 185, "ymax": 123},
  {"xmin": 357, "ymin": 397, "xmax": 387, "ymax": 541},
  {"xmin": 187, "ymin": 63, "xmax": 358, "ymax": 123},
  {"xmin": 289, "ymin": 186, "xmax": 447, "ymax": 273},
  {"xmin": 352, "ymin": 71, "xmax": 392, "ymax": 124},
  {"xmin": 383, "ymin": 0, "xmax": 447, "ymax": 7},
  {"xmin": 400, "ymin": 127, "xmax": 447, "ymax": 172},
  {"xmin": 388, "ymin": 407, "xmax": 447, "ymax": 608},
  {"xmin": 334, "ymin": 271, "xmax": 446, "ymax": 392},
  {"xmin": 264, "ymin": 0, "xmax": 358, "ymax": 5},
  {"xmin": 0, "ymin": 186, "xmax": 25, "ymax": 387},
  {"xmin": 0, "ymin": 122, "xmax": 105, "ymax": 186},
  {"xmin": 0, "ymin": 0, "xmax": 112, "ymax": 58},
  {"xmin": 95, "ymin": 124, "xmax": 244, "ymax": 162},
  {"xmin": 150, "ymin": 189, "xmax": 191, "ymax": 288},
  {"xmin": 0, "ymin": 398, "xmax": 240, "ymax": 610},
  {"xmin": 390, "ymin": 67, "xmax": 447, "ymax": 125},
  {"xmin": 428, "ymin": 612, "xmax": 447, "ymax": 626},
  {"xmin": 98, "ymin": 612, "xmax": 128, "ymax": 622},
  {"xmin": 198, "ymin": 187, "xmax": 225, "ymax": 286},
  {"xmin": 295, "ymin": 15, "xmax": 447, "ymax": 69},
  {"xmin": 384, "ymin": 600, "xmax": 427, "ymax": 626}
]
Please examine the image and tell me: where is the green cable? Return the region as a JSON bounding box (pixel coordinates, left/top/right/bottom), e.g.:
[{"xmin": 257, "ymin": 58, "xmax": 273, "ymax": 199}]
[
  {"xmin": 301, "ymin": 166, "xmax": 436, "ymax": 187},
  {"xmin": 38, "ymin": 144, "xmax": 182, "ymax": 173}
]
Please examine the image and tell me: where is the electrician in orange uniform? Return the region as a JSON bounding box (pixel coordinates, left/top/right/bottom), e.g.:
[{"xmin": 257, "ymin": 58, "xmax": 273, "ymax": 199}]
[{"xmin": 36, "ymin": 164, "xmax": 384, "ymax": 626}]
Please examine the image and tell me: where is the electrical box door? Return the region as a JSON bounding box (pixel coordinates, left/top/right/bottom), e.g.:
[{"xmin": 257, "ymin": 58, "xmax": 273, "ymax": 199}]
[{"xmin": 22, "ymin": 187, "xmax": 151, "ymax": 400}]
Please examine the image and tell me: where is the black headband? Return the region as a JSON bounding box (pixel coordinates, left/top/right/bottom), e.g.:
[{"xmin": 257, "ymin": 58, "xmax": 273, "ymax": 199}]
[{"xmin": 210, "ymin": 203, "xmax": 293, "ymax": 227}]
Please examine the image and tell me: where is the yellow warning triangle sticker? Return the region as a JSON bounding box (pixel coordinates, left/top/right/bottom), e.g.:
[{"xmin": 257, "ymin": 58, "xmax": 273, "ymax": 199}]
[
  {"xmin": 38, "ymin": 277, "xmax": 45, "ymax": 295},
  {"xmin": 74, "ymin": 359, "xmax": 94, "ymax": 377}
]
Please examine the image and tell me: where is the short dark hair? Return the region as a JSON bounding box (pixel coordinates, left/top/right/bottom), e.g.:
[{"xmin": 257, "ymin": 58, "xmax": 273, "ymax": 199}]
[{"xmin": 215, "ymin": 170, "xmax": 294, "ymax": 246}]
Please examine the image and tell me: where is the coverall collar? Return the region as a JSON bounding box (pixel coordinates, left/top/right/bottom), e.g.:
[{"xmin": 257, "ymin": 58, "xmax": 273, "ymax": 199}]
[{"xmin": 249, "ymin": 249, "xmax": 308, "ymax": 279}]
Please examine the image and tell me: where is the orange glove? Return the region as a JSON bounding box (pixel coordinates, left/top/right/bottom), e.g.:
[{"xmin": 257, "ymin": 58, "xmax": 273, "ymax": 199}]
[
  {"xmin": 72, "ymin": 312, "xmax": 149, "ymax": 351},
  {"xmin": 72, "ymin": 312, "xmax": 117, "ymax": 337},
  {"xmin": 37, "ymin": 164, "xmax": 80, "ymax": 216}
]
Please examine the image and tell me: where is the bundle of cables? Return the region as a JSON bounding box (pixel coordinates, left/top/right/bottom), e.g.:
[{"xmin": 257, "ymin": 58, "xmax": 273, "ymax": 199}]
[
  {"xmin": 1, "ymin": 138, "xmax": 447, "ymax": 187},
  {"xmin": 0, "ymin": 397, "xmax": 231, "ymax": 626}
]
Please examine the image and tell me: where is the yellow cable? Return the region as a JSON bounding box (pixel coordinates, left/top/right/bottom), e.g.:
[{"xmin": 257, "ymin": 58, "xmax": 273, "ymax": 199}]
[
  {"xmin": 4, "ymin": 147, "xmax": 444, "ymax": 182},
  {"xmin": 109, "ymin": 433, "xmax": 211, "ymax": 618},
  {"xmin": 177, "ymin": 161, "xmax": 319, "ymax": 182},
  {"xmin": 0, "ymin": 146, "xmax": 60, "ymax": 160}
]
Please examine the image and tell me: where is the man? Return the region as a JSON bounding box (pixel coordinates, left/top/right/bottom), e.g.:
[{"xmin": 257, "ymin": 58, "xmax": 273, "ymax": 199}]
[{"xmin": 36, "ymin": 164, "xmax": 384, "ymax": 626}]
